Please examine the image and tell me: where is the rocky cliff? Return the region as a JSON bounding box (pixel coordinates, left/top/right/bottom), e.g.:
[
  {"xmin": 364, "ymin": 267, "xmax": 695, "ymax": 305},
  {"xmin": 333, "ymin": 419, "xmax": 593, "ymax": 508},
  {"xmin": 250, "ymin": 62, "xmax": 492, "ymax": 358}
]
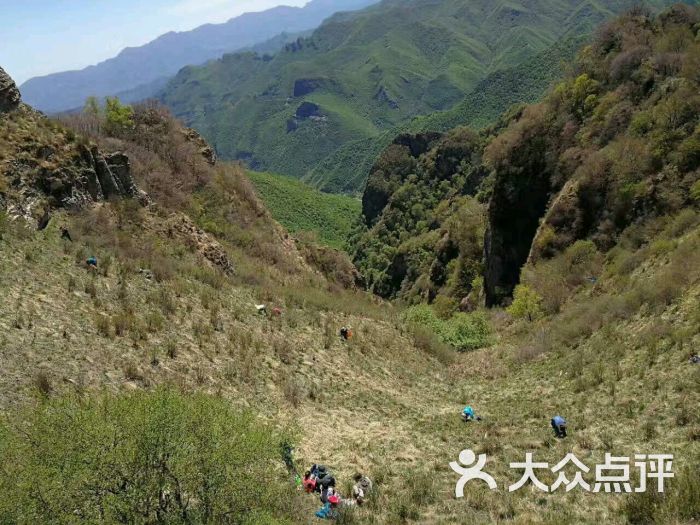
[
  {"xmin": 356, "ymin": 5, "xmax": 700, "ymax": 309},
  {"xmin": 0, "ymin": 67, "xmax": 144, "ymax": 225},
  {"xmin": 0, "ymin": 67, "xmax": 21, "ymax": 113},
  {"xmin": 483, "ymin": 5, "xmax": 700, "ymax": 304}
]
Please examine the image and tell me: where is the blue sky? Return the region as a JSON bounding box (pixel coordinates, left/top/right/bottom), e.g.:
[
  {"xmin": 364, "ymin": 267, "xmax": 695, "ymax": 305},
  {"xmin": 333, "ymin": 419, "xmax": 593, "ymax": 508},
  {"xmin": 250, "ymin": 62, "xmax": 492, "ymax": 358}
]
[{"xmin": 1, "ymin": 0, "xmax": 307, "ymax": 85}]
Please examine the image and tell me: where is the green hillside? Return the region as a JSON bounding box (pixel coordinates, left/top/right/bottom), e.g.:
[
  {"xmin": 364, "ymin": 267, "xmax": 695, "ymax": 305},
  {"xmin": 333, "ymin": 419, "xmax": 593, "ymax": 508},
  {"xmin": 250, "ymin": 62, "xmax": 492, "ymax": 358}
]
[
  {"xmin": 353, "ymin": 4, "xmax": 700, "ymax": 310},
  {"xmin": 247, "ymin": 170, "xmax": 360, "ymax": 249},
  {"xmin": 305, "ymin": 36, "xmax": 584, "ymax": 193},
  {"xmin": 160, "ymin": 0, "xmax": 692, "ymax": 194}
]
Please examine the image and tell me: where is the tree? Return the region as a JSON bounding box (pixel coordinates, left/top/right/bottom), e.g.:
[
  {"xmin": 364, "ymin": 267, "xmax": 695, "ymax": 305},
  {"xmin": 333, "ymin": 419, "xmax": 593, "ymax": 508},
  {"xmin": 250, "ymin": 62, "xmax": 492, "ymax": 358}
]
[
  {"xmin": 0, "ymin": 388, "xmax": 298, "ymax": 524},
  {"xmin": 507, "ymin": 284, "xmax": 545, "ymax": 322},
  {"xmin": 83, "ymin": 96, "xmax": 101, "ymax": 118},
  {"xmin": 104, "ymin": 96, "xmax": 134, "ymax": 136}
]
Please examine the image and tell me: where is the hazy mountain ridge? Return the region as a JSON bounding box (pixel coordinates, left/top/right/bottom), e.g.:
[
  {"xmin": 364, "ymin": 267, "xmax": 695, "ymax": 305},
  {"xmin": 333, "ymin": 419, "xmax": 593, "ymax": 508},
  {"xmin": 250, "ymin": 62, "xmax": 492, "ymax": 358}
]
[
  {"xmin": 159, "ymin": 0, "xmax": 692, "ymax": 193},
  {"xmin": 19, "ymin": 0, "xmax": 378, "ymax": 114}
]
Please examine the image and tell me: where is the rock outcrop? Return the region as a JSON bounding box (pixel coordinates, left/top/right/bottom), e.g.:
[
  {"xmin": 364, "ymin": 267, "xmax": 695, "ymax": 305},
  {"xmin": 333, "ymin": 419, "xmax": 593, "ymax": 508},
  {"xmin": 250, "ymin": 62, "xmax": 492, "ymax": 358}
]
[
  {"xmin": 0, "ymin": 67, "xmax": 146, "ymax": 221},
  {"xmin": 483, "ymin": 116, "xmax": 553, "ymax": 307},
  {"xmin": 295, "ymin": 101, "xmax": 322, "ymax": 120},
  {"xmin": 293, "ymin": 78, "xmax": 323, "ymax": 97},
  {"xmin": 181, "ymin": 128, "xmax": 216, "ymax": 165},
  {"xmin": 0, "ymin": 67, "xmax": 20, "ymax": 112},
  {"xmin": 164, "ymin": 214, "xmax": 234, "ymax": 275}
]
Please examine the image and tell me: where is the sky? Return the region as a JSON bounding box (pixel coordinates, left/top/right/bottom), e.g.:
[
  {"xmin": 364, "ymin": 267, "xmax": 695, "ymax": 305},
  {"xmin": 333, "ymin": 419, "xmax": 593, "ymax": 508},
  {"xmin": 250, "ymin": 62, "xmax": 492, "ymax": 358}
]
[{"xmin": 0, "ymin": 0, "xmax": 308, "ymax": 85}]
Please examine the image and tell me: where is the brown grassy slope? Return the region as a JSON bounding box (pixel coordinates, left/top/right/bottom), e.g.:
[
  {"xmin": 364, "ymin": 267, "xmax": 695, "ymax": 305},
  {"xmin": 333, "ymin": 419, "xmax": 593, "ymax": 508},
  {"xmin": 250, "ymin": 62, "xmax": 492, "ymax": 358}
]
[
  {"xmin": 1, "ymin": 207, "xmax": 698, "ymax": 524},
  {"xmin": 1, "ymin": 83, "xmax": 698, "ymax": 524}
]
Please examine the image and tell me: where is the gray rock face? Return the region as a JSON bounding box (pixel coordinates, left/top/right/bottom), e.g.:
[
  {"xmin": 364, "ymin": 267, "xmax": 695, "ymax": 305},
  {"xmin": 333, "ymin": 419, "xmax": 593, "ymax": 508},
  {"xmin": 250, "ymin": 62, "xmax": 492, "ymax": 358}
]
[
  {"xmin": 0, "ymin": 66, "xmax": 21, "ymax": 112},
  {"xmin": 74, "ymin": 146, "xmax": 140, "ymax": 203}
]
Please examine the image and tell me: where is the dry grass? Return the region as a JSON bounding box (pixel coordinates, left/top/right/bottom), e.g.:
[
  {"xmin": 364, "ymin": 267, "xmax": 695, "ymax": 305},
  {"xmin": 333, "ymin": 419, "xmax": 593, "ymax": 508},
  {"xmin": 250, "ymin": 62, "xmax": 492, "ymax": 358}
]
[{"xmin": 0, "ymin": 208, "xmax": 698, "ymax": 524}]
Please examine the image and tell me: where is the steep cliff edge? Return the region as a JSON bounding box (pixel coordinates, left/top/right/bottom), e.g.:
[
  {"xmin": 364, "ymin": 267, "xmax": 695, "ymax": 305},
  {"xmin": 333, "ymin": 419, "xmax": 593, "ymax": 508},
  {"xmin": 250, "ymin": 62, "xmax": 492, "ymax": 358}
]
[
  {"xmin": 0, "ymin": 67, "xmax": 144, "ymax": 226},
  {"xmin": 483, "ymin": 5, "xmax": 700, "ymax": 304}
]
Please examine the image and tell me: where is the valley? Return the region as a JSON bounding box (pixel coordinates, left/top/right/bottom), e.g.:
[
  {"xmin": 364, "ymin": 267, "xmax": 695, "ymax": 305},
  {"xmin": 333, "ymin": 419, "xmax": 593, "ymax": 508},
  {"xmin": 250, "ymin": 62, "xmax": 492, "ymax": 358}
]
[{"xmin": 0, "ymin": 2, "xmax": 699, "ymax": 524}]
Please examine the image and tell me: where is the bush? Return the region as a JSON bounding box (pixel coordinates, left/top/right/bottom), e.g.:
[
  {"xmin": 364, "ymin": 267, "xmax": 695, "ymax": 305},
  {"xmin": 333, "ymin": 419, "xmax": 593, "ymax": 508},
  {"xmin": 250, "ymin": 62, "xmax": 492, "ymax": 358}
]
[
  {"xmin": 432, "ymin": 295, "xmax": 459, "ymax": 320},
  {"xmin": 623, "ymin": 462, "xmax": 700, "ymax": 524},
  {"xmin": 442, "ymin": 312, "xmax": 492, "ymax": 351},
  {"xmin": 403, "ymin": 304, "xmax": 491, "ymax": 351},
  {"xmin": 691, "ymin": 180, "xmax": 700, "ymax": 202},
  {"xmin": 507, "ymin": 285, "xmax": 545, "ymax": 321},
  {"xmin": 409, "ymin": 324, "xmax": 455, "ymax": 364},
  {"xmin": 103, "ymin": 97, "xmax": 134, "ymax": 136},
  {"xmin": 0, "ymin": 389, "xmax": 298, "ymax": 524}
]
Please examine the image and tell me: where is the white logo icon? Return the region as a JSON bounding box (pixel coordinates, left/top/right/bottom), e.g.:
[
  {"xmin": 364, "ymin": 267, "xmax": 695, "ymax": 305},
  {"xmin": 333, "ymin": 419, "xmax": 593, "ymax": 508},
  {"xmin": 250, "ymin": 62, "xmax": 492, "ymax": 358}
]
[{"xmin": 450, "ymin": 449, "xmax": 497, "ymax": 497}]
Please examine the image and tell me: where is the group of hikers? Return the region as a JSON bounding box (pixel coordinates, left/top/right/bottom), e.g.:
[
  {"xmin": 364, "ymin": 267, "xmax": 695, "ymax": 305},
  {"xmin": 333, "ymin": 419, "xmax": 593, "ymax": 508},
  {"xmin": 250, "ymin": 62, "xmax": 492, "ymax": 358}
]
[
  {"xmin": 462, "ymin": 405, "xmax": 567, "ymax": 439},
  {"xmin": 302, "ymin": 464, "xmax": 372, "ymax": 519},
  {"xmin": 281, "ymin": 442, "xmax": 371, "ymax": 520}
]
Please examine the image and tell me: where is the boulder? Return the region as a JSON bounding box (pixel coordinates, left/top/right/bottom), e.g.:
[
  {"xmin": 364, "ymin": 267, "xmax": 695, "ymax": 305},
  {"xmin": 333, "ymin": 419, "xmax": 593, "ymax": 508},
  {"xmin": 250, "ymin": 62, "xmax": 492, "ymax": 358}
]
[
  {"xmin": 293, "ymin": 78, "xmax": 323, "ymax": 97},
  {"xmin": 181, "ymin": 128, "xmax": 216, "ymax": 165},
  {"xmin": 0, "ymin": 66, "xmax": 21, "ymax": 112},
  {"xmin": 460, "ymin": 293, "xmax": 478, "ymax": 313},
  {"xmin": 165, "ymin": 214, "xmax": 234, "ymax": 275},
  {"xmin": 295, "ymin": 101, "xmax": 322, "ymax": 120},
  {"xmin": 105, "ymin": 152, "xmax": 138, "ymax": 197}
]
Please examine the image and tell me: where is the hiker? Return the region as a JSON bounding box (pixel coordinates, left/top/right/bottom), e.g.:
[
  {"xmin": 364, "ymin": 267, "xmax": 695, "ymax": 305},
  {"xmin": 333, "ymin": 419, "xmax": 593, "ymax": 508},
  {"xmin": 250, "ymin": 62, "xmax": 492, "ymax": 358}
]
[
  {"xmin": 255, "ymin": 304, "xmax": 267, "ymax": 316},
  {"xmin": 302, "ymin": 474, "xmax": 317, "ymax": 494},
  {"xmin": 60, "ymin": 226, "xmax": 72, "ymax": 242},
  {"xmin": 689, "ymin": 354, "xmax": 699, "ymax": 364},
  {"xmin": 340, "ymin": 326, "xmax": 352, "ymax": 340},
  {"xmin": 351, "ymin": 473, "xmax": 372, "ymax": 505},
  {"xmin": 551, "ymin": 415, "xmax": 567, "ymax": 438},
  {"xmin": 461, "ymin": 405, "xmax": 481, "ymax": 422},
  {"xmin": 281, "ymin": 441, "xmax": 296, "ymax": 474},
  {"xmin": 318, "ymin": 473, "xmax": 337, "ymax": 503},
  {"xmin": 37, "ymin": 209, "xmax": 50, "ymax": 231},
  {"xmin": 303, "ymin": 464, "xmax": 332, "ymax": 495},
  {"xmin": 272, "ymin": 307, "xmax": 282, "ymax": 317},
  {"xmin": 86, "ymin": 256, "xmax": 98, "ymax": 270},
  {"xmin": 316, "ymin": 489, "xmax": 341, "ymax": 519}
]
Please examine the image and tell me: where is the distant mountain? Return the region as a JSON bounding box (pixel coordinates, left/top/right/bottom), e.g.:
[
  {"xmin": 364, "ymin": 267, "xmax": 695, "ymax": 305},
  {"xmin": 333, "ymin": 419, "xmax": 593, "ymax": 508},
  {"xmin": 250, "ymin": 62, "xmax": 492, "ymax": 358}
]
[
  {"xmin": 305, "ymin": 35, "xmax": 585, "ymax": 193},
  {"xmin": 111, "ymin": 30, "xmax": 314, "ymax": 107},
  {"xmin": 20, "ymin": 0, "xmax": 378, "ymax": 114},
  {"xmin": 159, "ymin": 0, "xmax": 693, "ymax": 194}
]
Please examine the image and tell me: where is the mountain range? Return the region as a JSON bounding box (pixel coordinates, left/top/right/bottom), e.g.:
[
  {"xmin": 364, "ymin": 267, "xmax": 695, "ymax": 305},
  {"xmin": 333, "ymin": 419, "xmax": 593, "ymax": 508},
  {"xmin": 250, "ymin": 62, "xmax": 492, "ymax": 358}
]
[
  {"xmin": 19, "ymin": 0, "xmax": 378, "ymax": 114},
  {"xmin": 1, "ymin": 4, "xmax": 699, "ymax": 522},
  {"xmin": 159, "ymin": 0, "xmax": 692, "ymax": 193}
]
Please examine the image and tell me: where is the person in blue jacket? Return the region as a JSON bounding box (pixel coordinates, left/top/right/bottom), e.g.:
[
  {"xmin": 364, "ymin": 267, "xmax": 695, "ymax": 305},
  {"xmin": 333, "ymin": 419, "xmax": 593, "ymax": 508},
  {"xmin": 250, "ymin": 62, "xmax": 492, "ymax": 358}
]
[
  {"xmin": 462, "ymin": 405, "xmax": 481, "ymax": 422},
  {"xmin": 551, "ymin": 415, "xmax": 567, "ymax": 438}
]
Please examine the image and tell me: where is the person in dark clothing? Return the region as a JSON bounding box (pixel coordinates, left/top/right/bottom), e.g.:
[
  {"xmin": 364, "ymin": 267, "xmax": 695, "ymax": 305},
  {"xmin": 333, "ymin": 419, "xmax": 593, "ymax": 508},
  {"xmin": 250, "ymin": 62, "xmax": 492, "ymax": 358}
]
[
  {"xmin": 551, "ymin": 415, "xmax": 567, "ymax": 438},
  {"xmin": 37, "ymin": 209, "xmax": 50, "ymax": 231},
  {"xmin": 60, "ymin": 226, "xmax": 72, "ymax": 242},
  {"xmin": 281, "ymin": 441, "xmax": 295, "ymax": 473}
]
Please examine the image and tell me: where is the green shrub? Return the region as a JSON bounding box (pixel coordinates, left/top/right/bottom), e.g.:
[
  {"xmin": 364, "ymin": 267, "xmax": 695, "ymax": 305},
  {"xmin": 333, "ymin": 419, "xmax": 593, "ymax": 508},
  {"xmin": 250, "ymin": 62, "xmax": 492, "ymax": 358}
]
[
  {"xmin": 403, "ymin": 304, "xmax": 442, "ymax": 333},
  {"xmin": 0, "ymin": 389, "xmax": 298, "ymax": 524},
  {"xmin": 691, "ymin": 180, "xmax": 700, "ymax": 201},
  {"xmin": 507, "ymin": 285, "xmax": 545, "ymax": 322},
  {"xmin": 103, "ymin": 97, "xmax": 134, "ymax": 136},
  {"xmin": 409, "ymin": 324, "xmax": 455, "ymax": 364},
  {"xmin": 442, "ymin": 312, "xmax": 492, "ymax": 351},
  {"xmin": 663, "ymin": 209, "xmax": 698, "ymax": 238},
  {"xmin": 403, "ymin": 304, "xmax": 491, "ymax": 351},
  {"xmin": 432, "ymin": 295, "xmax": 459, "ymax": 320}
]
